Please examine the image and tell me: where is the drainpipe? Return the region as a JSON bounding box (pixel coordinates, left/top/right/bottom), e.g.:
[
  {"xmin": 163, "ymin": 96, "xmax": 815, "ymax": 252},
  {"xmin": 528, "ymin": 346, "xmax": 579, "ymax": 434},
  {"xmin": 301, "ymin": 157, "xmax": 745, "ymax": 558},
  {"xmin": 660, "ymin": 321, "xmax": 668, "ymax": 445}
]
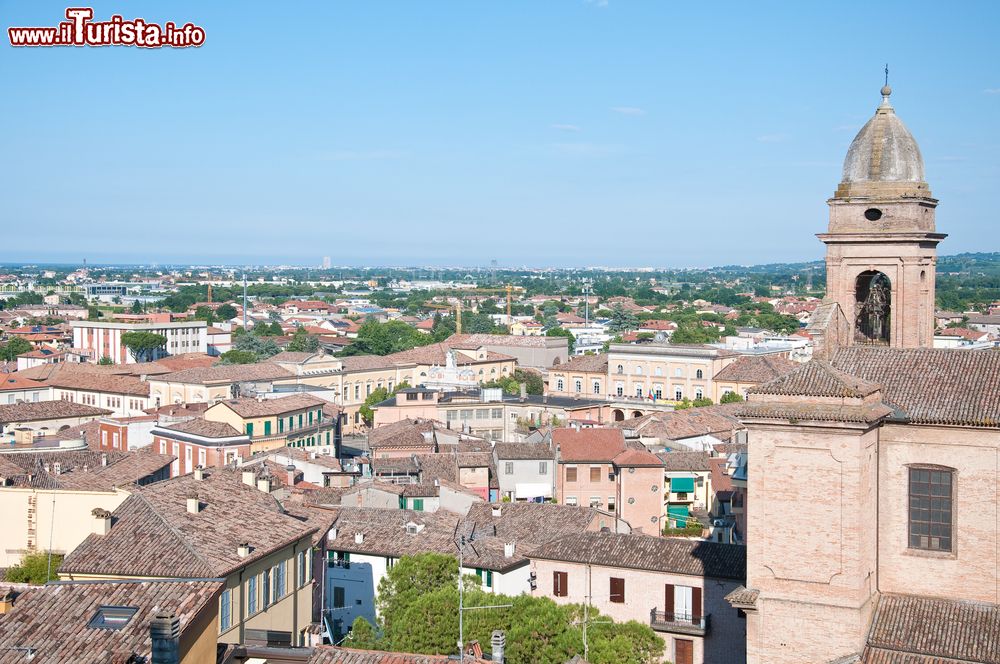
[
  {"xmin": 238, "ymin": 567, "xmax": 245, "ymax": 644},
  {"xmin": 292, "ymin": 541, "xmax": 299, "ymax": 644}
]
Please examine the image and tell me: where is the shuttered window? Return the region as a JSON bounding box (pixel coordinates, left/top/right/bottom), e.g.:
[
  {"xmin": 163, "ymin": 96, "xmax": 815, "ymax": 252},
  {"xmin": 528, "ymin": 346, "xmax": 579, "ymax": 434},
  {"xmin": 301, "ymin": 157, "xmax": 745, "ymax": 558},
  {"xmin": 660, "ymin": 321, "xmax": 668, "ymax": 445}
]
[
  {"xmin": 553, "ymin": 571, "xmax": 568, "ymax": 597},
  {"xmin": 565, "ymin": 466, "xmax": 577, "ymax": 482},
  {"xmin": 610, "ymin": 577, "xmax": 625, "ymax": 603}
]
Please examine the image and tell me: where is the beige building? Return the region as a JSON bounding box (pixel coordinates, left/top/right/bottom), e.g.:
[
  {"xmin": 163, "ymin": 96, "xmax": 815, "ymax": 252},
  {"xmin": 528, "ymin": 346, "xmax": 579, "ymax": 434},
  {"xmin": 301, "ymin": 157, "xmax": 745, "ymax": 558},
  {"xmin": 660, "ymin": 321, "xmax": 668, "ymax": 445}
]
[
  {"xmin": 733, "ymin": 85, "xmax": 1000, "ymax": 664},
  {"xmin": 529, "ymin": 531, "xmax": 747, "ymax": 664},
  {"xmin": 59, "ymin": 468, "xmax": 319, "ymax": 647},
  {"xmin": 607, "ymin": 343, "xmax": 739, "ymax": 404},
  {"xmin": 547, "ymin": 353, "xmax": 609, "ymax": 398}
]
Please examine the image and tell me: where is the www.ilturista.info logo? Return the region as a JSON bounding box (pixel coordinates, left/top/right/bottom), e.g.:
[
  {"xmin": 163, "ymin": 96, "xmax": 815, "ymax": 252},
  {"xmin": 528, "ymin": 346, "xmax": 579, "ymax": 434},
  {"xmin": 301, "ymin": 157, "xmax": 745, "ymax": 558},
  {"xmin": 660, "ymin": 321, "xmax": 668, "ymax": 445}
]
[{"xmin": 8, "ymin": 7, "xmax": 205, "ymax": 48}]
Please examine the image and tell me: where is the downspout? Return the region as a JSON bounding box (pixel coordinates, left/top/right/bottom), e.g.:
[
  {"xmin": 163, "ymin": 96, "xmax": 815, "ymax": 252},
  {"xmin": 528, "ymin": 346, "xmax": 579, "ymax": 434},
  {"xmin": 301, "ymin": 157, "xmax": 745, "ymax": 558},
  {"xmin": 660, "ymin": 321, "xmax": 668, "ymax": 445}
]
[
  {"xmin": 292, "ymin": 541, "xmax": 299, "ymax": 645},
  {"xmin": 238, "ymin": 567, "xmax": 245, "ymax": 644}
]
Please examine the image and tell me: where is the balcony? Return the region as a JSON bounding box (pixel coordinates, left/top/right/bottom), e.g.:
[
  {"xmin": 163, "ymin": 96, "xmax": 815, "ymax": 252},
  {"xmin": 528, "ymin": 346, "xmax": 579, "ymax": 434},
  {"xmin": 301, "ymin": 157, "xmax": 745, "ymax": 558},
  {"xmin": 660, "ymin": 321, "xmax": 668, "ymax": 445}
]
[{"xmin": 650, "ymin": 609, "xmax": 710, "ymax": 636}]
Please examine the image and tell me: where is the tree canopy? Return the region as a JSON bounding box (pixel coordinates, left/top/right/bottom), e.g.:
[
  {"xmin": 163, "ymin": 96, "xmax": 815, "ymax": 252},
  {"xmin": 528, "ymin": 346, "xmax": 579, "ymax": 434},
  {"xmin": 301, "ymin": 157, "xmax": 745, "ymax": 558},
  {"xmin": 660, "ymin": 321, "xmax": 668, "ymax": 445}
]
[
  {"xmin": 120, "ymin": 331, "xmax": 167, "ymax": 363},
  {"xmin": 352, "ymin": 552, "xmax": 663, "ymax": 664},
  {"xmin": 339, "ymin": 319, "xmax": 435, "ymax": 356},
  {"xmin": 0, "ymin": 337, "xmax": 32, "ymax": 361},
  {"xmin": 5, "ymin": 552, "xmax": 62, "ymax": 585},
  {"xmin": 606, "ymin": 306, "xmax": 639, "ymax": 333},
  {"xmin": 286, "ymin": 327, "xmax": 320, "ymax": 353},
  {"xmin": 545, "ymin": 327, "xmax": 575, "ymax": 354}
]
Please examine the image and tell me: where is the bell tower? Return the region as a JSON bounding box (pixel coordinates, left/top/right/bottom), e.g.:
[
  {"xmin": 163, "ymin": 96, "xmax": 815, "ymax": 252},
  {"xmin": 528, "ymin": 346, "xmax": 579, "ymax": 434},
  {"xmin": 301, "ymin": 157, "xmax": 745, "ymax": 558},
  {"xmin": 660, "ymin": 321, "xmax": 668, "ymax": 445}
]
[{"xmin": 819, "ymin": 83, "xmax": 945, "ymax": 349}]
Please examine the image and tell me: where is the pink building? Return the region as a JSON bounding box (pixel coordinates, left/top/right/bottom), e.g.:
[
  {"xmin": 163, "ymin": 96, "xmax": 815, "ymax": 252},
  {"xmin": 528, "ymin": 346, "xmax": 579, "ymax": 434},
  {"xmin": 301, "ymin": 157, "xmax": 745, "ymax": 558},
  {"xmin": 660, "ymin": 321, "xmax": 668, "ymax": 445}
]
[
  {"xmin": 529, "ymin": 531, "xmax": 746, "ymax": 664},
  {"xmin": 553, "ymin": 427, "xmax": 664, "ymax": 535}
]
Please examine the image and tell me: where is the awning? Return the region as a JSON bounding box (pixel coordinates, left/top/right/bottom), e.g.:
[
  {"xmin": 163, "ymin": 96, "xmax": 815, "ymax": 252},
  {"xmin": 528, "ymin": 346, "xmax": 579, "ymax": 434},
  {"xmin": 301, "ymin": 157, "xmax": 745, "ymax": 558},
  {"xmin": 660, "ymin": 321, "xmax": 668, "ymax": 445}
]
[
  {"xmin": 515, "ymin": 482, "xmax": 553, "ymax": 499},
  {"xmin": 671, "ymin": 476, "xmax": 695, "ymax": 493},
  {"xmin": 667, "ymin": 505, "xmax": 690, "ymax": 527}
]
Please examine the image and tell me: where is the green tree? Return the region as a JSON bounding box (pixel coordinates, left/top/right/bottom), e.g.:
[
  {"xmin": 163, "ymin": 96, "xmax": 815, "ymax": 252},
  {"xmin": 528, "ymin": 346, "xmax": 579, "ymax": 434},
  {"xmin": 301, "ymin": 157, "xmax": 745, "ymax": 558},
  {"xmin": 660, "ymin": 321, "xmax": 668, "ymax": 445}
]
[
  {"xmin": 359, "ymin": 387, "xmax": 390, "ymax": 426},
  {"xmin": 347, "ymin": 615, "xmax": 381, "ymax": 649},
  {"xmin": 0, "ymin": 337, "xmax": 32, "ymax": 362},
  {"xmin": 192, "ymin": 306, "xmax": 216, "ymax": 325},
  {"xmin": 513, "ymin": 368, "xmax": 544, "ymax": 395},
  {"xmin": 216, "ymin": 303, "xmax": 238, "ymax": 320},
  {"xmin": 219, "ymin": 349, "xmax": 259, "ymax": 365},
  {"xmin": 720, "ymin": 391, "xmax": 745, "ymax": 404},
  {"xmin": 120, "ymin": 331, "xmax": 167, "ymax": 363},
  {"xmin": 607, "ymin": 306, "xmax": 639, "ymax": 333},
  {"xmin": 287, "ymin": 327, "xmax": 320, "ymax": 353},
  {"xmin": 342, "ymin": 319, "xmax": 434, "ymax": 356},
  {"xmin": 233, "ymin": 333, "xmax": 280, "ymax": 359},
  {"xmin": 130, "ymin": 299, "xmax": 143, "ymax": 314},
  {"xmin": 5, "ymin": 552, "xmax": 62, "ymax": 585},
  {"xmin": 97, "ymin": 355, "xmax": 115, "ymax": 365},
  {"xmin": 87, "ymin": 305, "xmax": 101, "ymax": 320}
]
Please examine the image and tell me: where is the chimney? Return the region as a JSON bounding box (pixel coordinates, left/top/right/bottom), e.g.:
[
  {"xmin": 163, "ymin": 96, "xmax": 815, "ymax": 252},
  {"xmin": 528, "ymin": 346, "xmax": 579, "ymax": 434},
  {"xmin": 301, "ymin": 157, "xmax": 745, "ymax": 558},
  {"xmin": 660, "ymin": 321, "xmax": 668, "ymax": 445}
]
[
  {"xmin": 328, "ymin": 527, "xmax": 338, "ymax": 541},
  {"xmin": 53, "ymin": 462, "xmax": 61, "ymax": 476},
  {"xmin": 82, "ymin": 464, "xmax": 89, "ymax": 473},
  {"xmin": 0, "ymin": 589, "xmax": 16, "ymax": 615},
  {"xmin": 504, "ymin": 541, "xmax": 515, "ymax": 558},
  {"xmin": 286, "ymin": 464, "xmax": 296, "ymax": 487},
  {"xmin": 241, "ymin": 470, "xmax": 256, "ymax": 486},
  {"xmin": 92, "ymin": 507, "xmax": 112, "ymax": 535},
  {"xmin": 354, "ymin": 532, "xmax": 364, "ymax": 544},
  {"xmin": 256, "ymin": 477, "xmax": 272, "ymax": 493},
  {"xmin": 150, "ymin": 610, "xmax": 181, "ymax": 664},
  {"xmin": 237, "ymin": 542, "xmax": 251, "ymax": 558},
  {"xmin": 186, "ymin": 492, "xmax": 201, "ymax": 514},
  {"xmin": 491, "ymin": 630, "xmax": 506, "ymax": 664},
  {"xmin": 491, "ymin": 505, "xmax": 502, "ymax": 518},
  {"xmin": 519, "ymin": 384, "xmax": 526, "ymax": 401},
  {"xmin": 193, "ymin": 465, "xmax": 204, "ymax": 481}
]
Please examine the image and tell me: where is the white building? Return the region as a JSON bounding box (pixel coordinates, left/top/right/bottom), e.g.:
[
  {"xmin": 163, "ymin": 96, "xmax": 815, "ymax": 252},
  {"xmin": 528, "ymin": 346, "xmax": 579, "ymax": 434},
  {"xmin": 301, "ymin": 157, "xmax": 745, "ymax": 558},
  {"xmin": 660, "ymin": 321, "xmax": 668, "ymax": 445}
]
[{"xmin": 71, "ymin": 320, "xmax": 208, "ymax": 364}]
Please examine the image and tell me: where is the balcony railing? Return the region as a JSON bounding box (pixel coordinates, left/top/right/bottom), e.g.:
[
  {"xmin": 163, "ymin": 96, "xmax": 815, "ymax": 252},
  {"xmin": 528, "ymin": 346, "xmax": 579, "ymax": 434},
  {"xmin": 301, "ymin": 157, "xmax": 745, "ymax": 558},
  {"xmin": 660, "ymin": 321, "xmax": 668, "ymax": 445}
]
[{"xmin": 650, "ymin": 609, "xmax": 710, "ymax": 636}]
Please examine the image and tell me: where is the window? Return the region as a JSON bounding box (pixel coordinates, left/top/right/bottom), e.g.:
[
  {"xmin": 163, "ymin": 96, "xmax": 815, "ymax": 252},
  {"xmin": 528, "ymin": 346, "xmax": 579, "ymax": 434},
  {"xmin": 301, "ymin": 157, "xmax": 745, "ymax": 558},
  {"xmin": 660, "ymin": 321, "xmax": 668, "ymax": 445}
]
[
  {"xmin": 575, "ymin": 380, "xmax": 582, "ymax": 393},
  {"xmin": 298, "ymin": 550, "xmax": 307, "ymax": 586},
  {"xmin": 553, "ymin": 571, "xmax": 568, "ymax": 597},
  {"xmin": 248, "ymin": 575, "xmax": 258, "ymax": 615},
  {"xmin": 695, "ymin": 388, "xmax": 703, "ymax": 400},
  {"xmin": 696, "ymin": 369, "xmax": 704, "ymax": 379},
  {"xmin": 610, "ymin": 577, "xmax": 625, "ymax": 603},
  {"xmin": 635, "ymin": 366, "xmax": 643, "ymax": 375},
  {"xmin": 264, "ymin": 420, "xmax": 272, "ymax": 436},
  {"xmin": 616, "ymin": 365, "xmax": 624, "ymax": 374},
  {"xmin": 460, "ymin": 409, "xmax": 473, "ymax": 420},
  {"xmin": 505, "ymin": 462, "xmax": 514, "ymax": 475},
  {"xmin": 539, "ymin": 461, "xmax": 548, "ymax": 475},
  {"xmin": 635, "ymin": 385, "xmax": 643, "ymax": 398},
  {"xmin": 593, "ymin": 382, "xmax": 601, "ymax": 395},
  {"xmin": 654, "ymin": 366, "xmax": 663, "ymax": 377},
  {"xmin": 590, "ymin": 466, "xmax": 602, "ymax": 482},
  {"xmin": 447, "ymin": 410, "xmax": 457, "ymax": 421},
  {"xmin": 354, "ymin": 385, "xmax": 360, "ymax": 400},
  {"xmin": 413, "ymin": 498, "xmax": 424, "ymax": 511},
  {"xmin": 589, "ymin": 496, "xmax": 601, "ymax": 508},
  {"xmin": 674, "ymin": 368, "xmax": 682, "ymax": 377},
  {"xmin": 565, "ymin": 466, "xmax": 577, "ymax": 482},
  {"xmin": 491, "ymin": 408, "xmax": 503, "ymax": 418},
  {"xmin": 615, "ymin": 383, "xmax": 624, "ymax": 397},
  {"xmin": 909, "ymin": 466, "xmax": 953, "ymax": 551},
  {"xmin": 246, "ymin": 423, "xmax": 254, "ymax": 437},
  {"xmin": 675, "ymin": 388, "xmax": 683, "ymax": 400},
  {"xmin": 220, "ymin": 589, "xmax": 232, "ymax": 631},
  {"xmin": 565, "ymin": 496, "xmax": 578, "ymax": 506},
  {"xmin": 476, "ymin": 409, "xmax": 489, "ymax": 420},
  {"xmin": 607, "ymin": 496, "xmax": 616, "ymax": 512},
  {"xmin": 333, "ymin": 586, "xmax": 345, "ymax": 609},
  {"xmin": 557, "ymin": 379, "xmax": 564, "ymax": 391},
  {"xmin": 273, "ymin": 561, "xmax": 286, "ymax": 600}
]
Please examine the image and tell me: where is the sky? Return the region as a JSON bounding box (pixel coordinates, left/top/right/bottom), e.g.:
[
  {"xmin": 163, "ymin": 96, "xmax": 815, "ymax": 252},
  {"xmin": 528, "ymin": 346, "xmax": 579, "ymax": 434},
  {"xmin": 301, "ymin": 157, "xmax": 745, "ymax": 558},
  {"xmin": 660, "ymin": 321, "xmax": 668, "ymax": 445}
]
[{"xmin": 2, "ymin": 1, "xmax": 998, "ymax": 268}]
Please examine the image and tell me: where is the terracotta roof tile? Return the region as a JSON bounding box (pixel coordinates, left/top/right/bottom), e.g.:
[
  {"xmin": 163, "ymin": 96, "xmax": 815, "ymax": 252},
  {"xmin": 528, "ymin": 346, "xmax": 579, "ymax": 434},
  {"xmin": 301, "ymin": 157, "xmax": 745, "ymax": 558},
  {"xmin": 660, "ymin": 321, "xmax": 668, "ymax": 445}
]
[
  {"xmin": 0, "ymin": 400, "xmax": 112, "ymax": 424},
  {"xmin": 750, "ymin": 359, "xmax": 881, "ymax": 398},
  {"xmin": 216, "ymin": 394, "xmax": 327, "ymax": 418},
  {"xmin": 657, "ymin": 451, "xmax": 712, "ymax": 472},
  {"xmin": 553, "ymin": 427, "xmax": 626, "ymax": 462},
  {"xmin": 529, "ymin": 531, "xmax": 745, "ymax": 580},
  {"xmin": 553, "ymin": 354, "xmax": 608, "ymax": 373},
  {"xmin": 159, "ymin": 417, "xmax": 245, "ymax": 439},
  {"xmin": 310, "ymin": 646, "xmax": 490, "ymax": 663},
  {"xmin": 713, "ymin": 354, "xmax": 799, "ymax": 384},
  {"xmin": 158, "ymin": 363, "xmax": 293, "ymax": 385}
]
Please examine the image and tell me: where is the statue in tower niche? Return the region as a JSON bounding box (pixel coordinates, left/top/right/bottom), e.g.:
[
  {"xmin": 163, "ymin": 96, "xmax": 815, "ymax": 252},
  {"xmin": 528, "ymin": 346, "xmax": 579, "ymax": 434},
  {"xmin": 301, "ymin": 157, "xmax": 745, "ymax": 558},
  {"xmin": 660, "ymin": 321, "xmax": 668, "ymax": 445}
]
[{"xmin": 808, "ymin": 82, "xmax": 945, "ymax": 357}]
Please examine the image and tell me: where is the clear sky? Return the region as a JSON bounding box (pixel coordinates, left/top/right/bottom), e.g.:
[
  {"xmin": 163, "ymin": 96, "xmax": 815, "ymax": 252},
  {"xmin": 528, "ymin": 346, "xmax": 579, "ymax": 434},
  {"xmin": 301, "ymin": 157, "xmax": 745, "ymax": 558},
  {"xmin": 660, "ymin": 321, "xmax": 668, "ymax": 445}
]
[{"xmin": 2, "ymin": 1, "xmax": 998, "ymax": 267}]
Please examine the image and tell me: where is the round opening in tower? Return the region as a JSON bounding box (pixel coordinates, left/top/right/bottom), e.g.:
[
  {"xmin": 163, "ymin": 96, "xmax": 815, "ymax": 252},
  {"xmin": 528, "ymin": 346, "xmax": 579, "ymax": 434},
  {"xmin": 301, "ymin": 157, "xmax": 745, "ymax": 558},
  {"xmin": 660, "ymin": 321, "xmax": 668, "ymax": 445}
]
[
  {"xmin": 864, "ymin": 208, "xmax": 883, "ymax": 221},
  {"xmin": 854, "ymin": 271, "xmax": 891, "ymax": 345}
]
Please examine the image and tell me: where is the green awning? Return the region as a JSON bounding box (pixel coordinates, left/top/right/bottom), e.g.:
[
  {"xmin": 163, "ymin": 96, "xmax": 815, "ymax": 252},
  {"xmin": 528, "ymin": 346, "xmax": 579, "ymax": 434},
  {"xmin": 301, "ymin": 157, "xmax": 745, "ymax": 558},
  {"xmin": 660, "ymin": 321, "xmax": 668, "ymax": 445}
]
[
  {"xmin": 667, "ymin": 505, "xmax": 689, "ymax": 527},
  {"xmin": 671, "ymin": 477, "xmax": 695, "ymax": 493}
]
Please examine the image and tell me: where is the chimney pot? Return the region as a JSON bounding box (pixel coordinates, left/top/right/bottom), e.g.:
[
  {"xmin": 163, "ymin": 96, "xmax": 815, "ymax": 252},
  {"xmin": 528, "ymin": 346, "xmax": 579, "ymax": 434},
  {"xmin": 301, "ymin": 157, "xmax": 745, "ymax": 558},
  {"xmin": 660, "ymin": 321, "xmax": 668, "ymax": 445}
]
[
  {"xmin": 491, "ymin": 630, "xmax": 506, "ymax": 664},
  {"xmin": 256, "ymin": 477, "xmax": 271, "ymax": 493},
  {"xmin": 193, "ymin": 466, "xmax": 204, "ymax": 481},
  {"xmin": 354, "ymin": 532, "xmax": 364, "ymax": 544},
  {"xmin": 150, "ymin": 610, "xmax": 181, "ymax": 664},
  {"xmin": 0, "ymin": 589, "xmax": 17, "ymax": 615},
  {"xmin": 237, "ymin": 542, "xmax": 251, "ymax": 558},
  {"xmin": 504, "ymin": 541, "xmax": 515, "ymax": 558},
  {"xmin": 241, "ymin": 470, "xmax": 255, "ymax": 486},
  {"xmin": 186, "ymin": 494, "xmax": 200, "ymax": 514}
]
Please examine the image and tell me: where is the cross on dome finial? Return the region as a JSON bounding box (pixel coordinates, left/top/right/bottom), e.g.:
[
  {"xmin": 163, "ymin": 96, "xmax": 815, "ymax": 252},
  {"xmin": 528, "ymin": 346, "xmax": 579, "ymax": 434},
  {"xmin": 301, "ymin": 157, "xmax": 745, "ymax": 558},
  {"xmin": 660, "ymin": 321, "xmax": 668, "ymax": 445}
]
[{"xmin": 881, "ymin": 64, "xmax": 892, "ymax": 99}]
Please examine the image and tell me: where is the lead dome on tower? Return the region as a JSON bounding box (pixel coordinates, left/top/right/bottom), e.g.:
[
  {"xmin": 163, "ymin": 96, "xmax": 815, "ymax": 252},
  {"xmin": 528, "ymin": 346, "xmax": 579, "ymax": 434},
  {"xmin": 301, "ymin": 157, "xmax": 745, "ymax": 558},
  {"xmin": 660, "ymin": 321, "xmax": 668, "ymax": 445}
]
[{"xmin": 838, "ymin": 86, "xmax": 926, "ymax": 194}]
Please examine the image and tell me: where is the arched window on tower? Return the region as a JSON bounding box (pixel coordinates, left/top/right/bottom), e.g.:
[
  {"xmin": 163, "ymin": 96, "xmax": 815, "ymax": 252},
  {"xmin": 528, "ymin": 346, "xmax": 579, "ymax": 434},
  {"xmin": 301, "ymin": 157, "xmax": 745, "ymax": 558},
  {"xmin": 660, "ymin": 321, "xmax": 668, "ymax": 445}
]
[{"xmin": 855, "ymin": 270, "xmax": 891, "ymax": 345}]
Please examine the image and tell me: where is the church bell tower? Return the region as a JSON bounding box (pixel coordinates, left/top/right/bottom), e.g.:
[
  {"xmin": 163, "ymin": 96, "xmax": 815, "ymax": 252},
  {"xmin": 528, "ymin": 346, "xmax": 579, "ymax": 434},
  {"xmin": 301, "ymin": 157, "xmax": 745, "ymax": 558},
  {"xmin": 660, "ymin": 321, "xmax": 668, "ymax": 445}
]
[{"xmin": 819, "ymin": 83, "xmax": 945, "ymax": 348}]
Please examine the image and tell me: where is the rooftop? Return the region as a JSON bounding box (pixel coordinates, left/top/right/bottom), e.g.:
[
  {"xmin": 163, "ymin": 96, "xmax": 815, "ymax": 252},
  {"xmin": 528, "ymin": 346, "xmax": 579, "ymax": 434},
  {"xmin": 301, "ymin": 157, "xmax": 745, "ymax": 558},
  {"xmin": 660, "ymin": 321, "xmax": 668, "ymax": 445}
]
[
  {"xmin": 553, "ymin": 427, "xmax": 626, "ymax": 463},
  {"xmin": 0, "ymin": 400, "xmax": 112, "ymax": 424},
  {"xmin": 712, "ymin": 354, "xmax": 798, "ymax": 384}
]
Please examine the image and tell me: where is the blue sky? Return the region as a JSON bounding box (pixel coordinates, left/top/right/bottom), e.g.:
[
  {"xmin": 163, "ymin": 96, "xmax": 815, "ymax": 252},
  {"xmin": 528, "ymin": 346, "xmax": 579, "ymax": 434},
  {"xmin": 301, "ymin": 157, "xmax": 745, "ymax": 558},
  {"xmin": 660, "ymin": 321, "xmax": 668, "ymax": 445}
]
[{"xmin": 2, "ymin": 1, "xmax": 998, "ymax": 267}]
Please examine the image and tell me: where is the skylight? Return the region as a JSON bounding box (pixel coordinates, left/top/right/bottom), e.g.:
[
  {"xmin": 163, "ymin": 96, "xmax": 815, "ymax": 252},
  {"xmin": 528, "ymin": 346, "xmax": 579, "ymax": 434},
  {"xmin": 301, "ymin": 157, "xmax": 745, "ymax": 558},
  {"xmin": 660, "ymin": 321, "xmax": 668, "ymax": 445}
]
[{"xmin": 87, "ymin": 605, "xmax": 139, "ymax": 630}]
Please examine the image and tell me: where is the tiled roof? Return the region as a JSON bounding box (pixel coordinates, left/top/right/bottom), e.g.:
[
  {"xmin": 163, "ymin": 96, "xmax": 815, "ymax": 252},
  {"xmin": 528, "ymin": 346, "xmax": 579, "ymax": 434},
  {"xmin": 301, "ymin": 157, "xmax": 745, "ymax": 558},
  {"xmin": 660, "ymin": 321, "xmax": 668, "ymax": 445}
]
[
  {"xmin": 269, "ymin": 351, "xmax": 319, "ymax": 363},
  {"xmin": 60, "ymin": 468, "xmax": 316, "ymax": 578},
  {"xmin": 159, "ymin": 417, "xmax": 245, "ymax": 439},
  {"xmin": 0, "ymin": 374, "xmax": 47, "ymax": 391},
  {"xmin": 55, "ymin": 451, "xmax": 176, "ymax": 491},
  {"xmin": 658, "ymin": 451, "xmax": 712, "ymax": 472},
  {"xmin": 529, "ymin": 531, "xmax": 746, "ymax": 581},
  {"xmin": 614, "ymin": 405, "xmax": 743, "ymax": 442},
  {"xmin": 750, "ymin": 360, "xmax": 881, "ymax": 398},
  {"xmin": 386, "ymin": 343, "xmax": 514, "ymax": 366},
  {"xmin": 724, "ymin": 585, "xmax": 759, "ymax": 607},
  {"xmin": 327, "ymin": 506, "xmax": 460, "ymax": 560},
  {"xmin": 217, "ymin": 393, "xmax": 326, "ymax": 418},
  {"xmin": 736, "ymin": 401, "xmax": 894, "ymax": 424},
  {"xmin": 448, "ymin": 333, "xmax": 557, "ymax": 348},
  {"xmin": 46, "ymin": 371, "xmax": 150, "ymax": 397},
  {"xmin": 0, "ymin": 400, "xmax": 112, "ymax": 424},
  {"xmin": 712, "ymin": 354, "xmax": 799, "ymax": 384},
  {"xmin": 553, "ymin": 427, "xmax": 626, "ymax": 462},
  {"xmin": 0, "ymin": 579, "xmax": 222, "ymax": 664},
  {"xmin": 368, "ymin": 419, "xmax": 437, "ymax": 450},
  {"xmin": 150, "ymin": 353, "xmax": 217, "ymax": 371},
  {"xmin": 611, "ymin": 447, "xmax": 663, "ymax": 467},
  {"xmin": 862, "ymin": 593, "xmax": 1000, "ymax": 664},
  {"xmin": 493, "ymin": 442, "xmax": 553, "ymax": 460},
  {"xmin": 415, "ymin": 452, "xmax": 498, "ymax": 489},
  {"xmin": 832, "ymin": 347, "xmax": 1000, "ymax": 428},
  {"xmin": 553, "ymin": 354, "xmax": 608, "ymax": 373},
  {"xmin": 158, "ymin": 363, "xmax": 293, "ymax": 385}
]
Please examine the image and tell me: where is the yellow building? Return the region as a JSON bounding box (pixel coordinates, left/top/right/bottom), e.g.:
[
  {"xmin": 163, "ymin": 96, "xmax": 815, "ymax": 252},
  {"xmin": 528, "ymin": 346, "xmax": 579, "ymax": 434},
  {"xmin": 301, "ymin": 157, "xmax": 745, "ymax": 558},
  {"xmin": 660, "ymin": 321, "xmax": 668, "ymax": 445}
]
[{"xmin": 203, "ymin": 393, "xmax": 341, "ymax": 454}]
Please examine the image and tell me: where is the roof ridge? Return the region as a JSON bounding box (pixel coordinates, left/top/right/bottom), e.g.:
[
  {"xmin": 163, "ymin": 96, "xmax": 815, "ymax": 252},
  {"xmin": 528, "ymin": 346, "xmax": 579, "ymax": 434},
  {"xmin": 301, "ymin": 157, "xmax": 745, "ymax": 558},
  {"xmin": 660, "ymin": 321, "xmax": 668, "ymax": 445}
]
[{"xmin": 132, "ymin": 491, "xmax": 216, "ymax": 576}]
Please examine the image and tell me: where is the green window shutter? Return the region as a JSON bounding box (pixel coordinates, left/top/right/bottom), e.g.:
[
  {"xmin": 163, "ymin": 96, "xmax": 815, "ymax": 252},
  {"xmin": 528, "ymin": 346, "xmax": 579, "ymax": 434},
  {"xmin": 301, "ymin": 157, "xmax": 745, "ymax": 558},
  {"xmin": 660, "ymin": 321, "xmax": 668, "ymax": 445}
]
[
  {"xmin": 413, "ymin": 498, "xmax": 424, "ymax": 512},
  {"xmin": 671, "ymin": 477, "xmax": 695, "ymax": 493},
  {"xmin": 246, "ymin": 423, "xmax": 253, "ymax": 437},
  {"xmin": 309, "ymin": 411, "xmax": 314, "ymax": 425},
  {"xmin": 279, "ymin": 418, "xmax": 284, "ymax": 433},
  {"xmin": 326, "ymin": 431, "xmax": 330, "ymax": 444},
  {"xmin": 298, "ymin": 414, "xmax": 303, "ymax": 428},
  {"xmin": 264, "ymin": 421, "xmax": 271, "ymax": 436},
  {"xmin": 398, "ymin": 496, "xmax": 406, "ymax": 509},
  {"xmin": 486, "ymin": 570, "xmax": 493, "ymax": 588}
]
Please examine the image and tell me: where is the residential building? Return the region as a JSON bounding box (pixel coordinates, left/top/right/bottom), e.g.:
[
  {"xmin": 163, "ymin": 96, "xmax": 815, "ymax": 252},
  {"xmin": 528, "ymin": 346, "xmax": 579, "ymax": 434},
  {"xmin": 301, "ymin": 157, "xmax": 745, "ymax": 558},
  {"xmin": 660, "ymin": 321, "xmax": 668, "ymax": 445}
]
[
  {"xmin": 0, "ymin": 579, "xmax": 224, "ymax": 664},
  {"xmin": 147, "ymin": 363, "xmax": 295, "ymax": 408},
  {"xmin": 547, "ymin": 353, "xmax": 609, "ymax": 398},
  {"xmin": 0, "ymin": 400, "xmax": 112, "ymax": 440},
  {"xmin": 493, "ymin": 441, "xmax": 555, "ymax": 501},
  {"xmin": 60, "ymin": 468, "xmax": 318, "ymax": 647},
  {"xmin": 614, "ymin": 405, "xmax": 746, "ymax": 453},
  {"xmin": 200, "ymin": 394, "xmax": 342, "ymax": 455},
  {"xmin": 529, "ymin": 531, "xmax": 747, "ymax": 664},
  {"xmin": 71, "ymin": 319, "xmax": 208, "ymax": 363},
  {"xmin": 607, "ymin": 343, "xmax": 740, "ymax": 404},
  {"xmin": 710, "ymin": 354, "xmax": 798, "ymax": 401},
  {"xmin": 152, "ymin": 418, "xmax": 252, "ymax": 473},
  {"xmin": 0, "ymin": 374, "xmax": 49, "ymax": 405},
  {"xmin": 553, "ymin": 427, "xmax": 664, "ymax": 534},
  {"xmin": 659, "ymin": 451, "xmax": 713, "ymax": 532},
  {"xmin": 447, "ymin": 333, "xmax": 568, "ymax": 368}
]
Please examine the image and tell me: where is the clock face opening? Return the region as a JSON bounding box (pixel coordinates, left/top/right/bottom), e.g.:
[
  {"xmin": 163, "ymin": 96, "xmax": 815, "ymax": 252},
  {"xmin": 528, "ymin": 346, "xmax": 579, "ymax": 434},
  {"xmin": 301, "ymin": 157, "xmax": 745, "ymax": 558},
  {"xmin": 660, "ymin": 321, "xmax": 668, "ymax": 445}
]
[{"xmin": 864, "ymin": 208, "xmax": 883, "ymax": 222}]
